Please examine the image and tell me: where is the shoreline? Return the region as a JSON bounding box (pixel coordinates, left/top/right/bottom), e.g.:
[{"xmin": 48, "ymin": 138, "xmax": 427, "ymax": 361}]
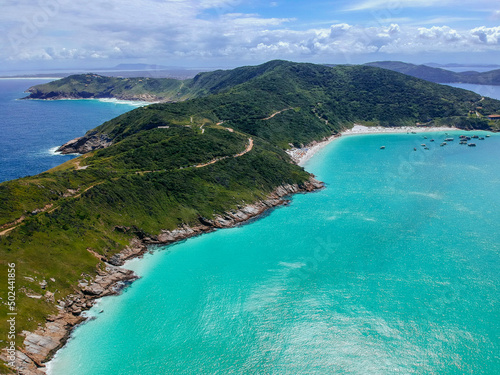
[
  {"xmin": 21, "ymin": 96, "xmax": 153, "ymax": 107},
  {"xmin": 288, "ymin": 125, "xmax": 461, "ymax": 166},
  {"xmin": 8, "ymin": 124, "xmax": 494, "ymax": 374},
  {"xmin": 13, "ymin": 177, "xmax": 324, "ymax": 375}
]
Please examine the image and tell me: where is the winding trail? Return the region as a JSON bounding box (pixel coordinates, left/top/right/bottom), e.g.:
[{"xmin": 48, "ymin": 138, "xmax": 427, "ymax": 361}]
[
  {"xmin": 0, "ymin": 184, "xmax": 104, "ymax": 237},
  {"xmin": 234, "ymin": 138, "xmax": 254, "ymax": 157},
  {"xmin": 262, "ymin": 108, "xmax": 293, "ymax": 120},
  {"xmin": 195, "ymin": 138, "xmax": 253, "ymax": 168},
  {"xmin": 0, "ymin": 204, "xmax": 53, "ymax": 236},
  {"xmin": 0, "ymin": 226, "xmax": 17, "ymax": 237},
  {"xmin": 1, "ymin": 132, "xmax": 254, "ymax": 237}
]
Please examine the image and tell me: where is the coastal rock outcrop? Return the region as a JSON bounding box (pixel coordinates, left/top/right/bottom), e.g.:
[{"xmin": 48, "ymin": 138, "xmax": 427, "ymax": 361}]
[
  {"xmin": 11, "ymin": 265, "xmax": 138, "ymax": 375},
  {"xmin": 56, "ymin": 132, "xmax": 113, "ymax": 154},
  {"xmin": 12, "ymin": 176, "xmax": 323, "ymax": 375},
  {"xmin": 142, "ymin": 178, "xmax": 324, "ymax": 246}
]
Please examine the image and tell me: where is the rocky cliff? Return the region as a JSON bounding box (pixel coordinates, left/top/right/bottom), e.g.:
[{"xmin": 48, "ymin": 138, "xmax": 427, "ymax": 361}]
[{"xmin": 56, "ymin": 132, "xmax": 112, "ymax": 154}]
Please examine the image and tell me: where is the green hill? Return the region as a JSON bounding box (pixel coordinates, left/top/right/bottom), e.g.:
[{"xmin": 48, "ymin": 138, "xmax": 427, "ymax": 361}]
[
  {"xmin": 23, "ymin": 61, "xmax": 288, "ymax": 102},
  {"xmin": 2, "ymin": 60, "xmax": 500, "ymax": 372},
  {"xmin": 58, "ymin": 61, "xmax": 500, "ymax": 155},
  {"xmin": 24, "ymin": 74, "xmax": 186, "ymax": 101},
  {"xmin": 365, "ymin": 61, "xmax": 500, "ymax": 85},
  {"xmin": 26, "ymin": 60, "xmax": 500, "ymax": 105}
]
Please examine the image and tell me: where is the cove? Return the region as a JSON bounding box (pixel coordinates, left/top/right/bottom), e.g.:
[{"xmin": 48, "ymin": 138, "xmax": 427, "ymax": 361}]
[
  {"xmin": 48, "ymin": 130, "xmax": 500, "ymax": 374},
  {"xmin": 0, "ymin": 79, "xmax": 141, "ymax": 183}
]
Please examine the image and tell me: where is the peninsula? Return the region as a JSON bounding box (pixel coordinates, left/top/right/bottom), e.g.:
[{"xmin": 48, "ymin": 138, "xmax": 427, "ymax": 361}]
[{"xmin": 2, "ymin": 60, "xmax": 500, "ymax": 374}]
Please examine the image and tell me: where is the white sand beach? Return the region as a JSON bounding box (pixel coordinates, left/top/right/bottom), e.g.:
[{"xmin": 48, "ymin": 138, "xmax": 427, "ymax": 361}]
[
  {"xmin": 288, "ymin": 124, "xmax": 459, "ymax": 166},
  {"xmin": 343, "ymin": 124, "xmax": 458, "ymax": 136}
]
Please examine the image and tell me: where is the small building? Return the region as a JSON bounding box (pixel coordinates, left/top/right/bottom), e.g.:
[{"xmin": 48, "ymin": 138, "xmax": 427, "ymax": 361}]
[{"xmin": 488, "ymin": 114, "xmax": 500, "ymax": 120}]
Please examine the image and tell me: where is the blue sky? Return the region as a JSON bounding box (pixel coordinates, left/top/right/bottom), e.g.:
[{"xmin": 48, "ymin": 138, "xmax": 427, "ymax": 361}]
[{"xmin": 0, "ymin": 0, "xmax": 499, "ymax": 72}]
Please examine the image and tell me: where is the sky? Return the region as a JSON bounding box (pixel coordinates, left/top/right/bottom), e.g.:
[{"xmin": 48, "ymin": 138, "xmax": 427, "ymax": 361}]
[{"xmin": 0, "ymin": 0, "xmax": 499, "ymax": 72}]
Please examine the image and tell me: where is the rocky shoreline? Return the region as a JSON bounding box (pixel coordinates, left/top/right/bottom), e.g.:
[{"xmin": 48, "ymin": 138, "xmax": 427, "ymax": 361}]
[
  {"xmin": 11, "ymin": 176, "xmax": 323, "ymax": 375},
  {"xmin": 22, "ymin": 90, "xmax": 164, "ymax": 103},
  {"xmin": 56, "ymin": 131, "xmax": 112, "ymax": 155}
]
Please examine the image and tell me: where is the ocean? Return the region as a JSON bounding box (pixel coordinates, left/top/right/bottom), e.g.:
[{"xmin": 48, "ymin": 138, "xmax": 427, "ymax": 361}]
[
  {"xmin": 446, "ymin": 83, "xmax": 500, "ymax": 100},
  {"xmin": 0, "ymin": 79, "xmax": 142, "ymax": 183},
  {"xmin": 1, "ymin": 80, "xmax": 498, "ymax": 374},
  {"xmin": 47, "ymin": 130, "xmax": 500, "ymax": 374}
]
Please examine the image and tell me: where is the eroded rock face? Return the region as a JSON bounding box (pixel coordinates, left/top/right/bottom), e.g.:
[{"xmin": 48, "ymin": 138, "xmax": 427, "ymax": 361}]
[
  {"xmin": 56, "ymin": 132, "xmax": 112, "ymax": 154},
  {"xmin": 7, "ymin": 265, "xmax": 138, "ymax": 375},
  {"xmin": 11, "ymin": 313, "xmax": 84, "ymax": 375},
  {"xmin": 108, "ymin": 238, "xmax": 148, "ymax": 266},
  {"xmin": 142, "ymin": 177, "xmax": 325, "ymax": 246}
]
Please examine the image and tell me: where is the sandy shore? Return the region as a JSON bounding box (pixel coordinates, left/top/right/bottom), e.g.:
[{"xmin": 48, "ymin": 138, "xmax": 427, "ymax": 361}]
[
  {"xmin": 288, "ymin": 125, "xmax": 459, "ymax": 166},
  {"xmin": 287, "ymin": 134, "xmax": 341, "ymax": 166},
  {"xmin": 343, "ymin": 124, "xmax": 458, "ymax": 136}
]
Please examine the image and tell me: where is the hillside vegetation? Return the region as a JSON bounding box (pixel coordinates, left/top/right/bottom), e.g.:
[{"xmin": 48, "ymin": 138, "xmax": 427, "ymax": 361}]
[
  {"xmin": 0, "ymin": 126, "xmax": 309, "ymax": 356},
  {"xmin": 2, "ymin": 61, "xmax": 500, "ymax": 370},
  {"xmin": 60, "ymin": 61, "xmax": 500, "ymax": 154},
  {"xmin": 24, "ymin": 61, "xmax": 294, "ymax": 102}
]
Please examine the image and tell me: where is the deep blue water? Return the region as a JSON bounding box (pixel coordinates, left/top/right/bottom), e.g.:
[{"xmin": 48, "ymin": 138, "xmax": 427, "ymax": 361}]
[
  {"xmin": 0, "ymin": 79, "xmax": 139, "ymax": 182},
  {"xmin": 1, "ymin": 80, "xmax": 498, "ymax": 184}
]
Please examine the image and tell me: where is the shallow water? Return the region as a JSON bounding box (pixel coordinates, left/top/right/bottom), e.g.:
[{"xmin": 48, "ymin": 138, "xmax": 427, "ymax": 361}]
[{"xmin": 48, "ymin": 130, "xmax": 500, "ymax": 374}]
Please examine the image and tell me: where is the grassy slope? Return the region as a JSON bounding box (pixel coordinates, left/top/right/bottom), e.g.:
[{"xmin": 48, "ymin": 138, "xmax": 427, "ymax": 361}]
[
  {"xmin": 25, "ymin": 74, "xmax": 185, "ymax": 101},
  {"xmin": 23, "ymin": 61, "xmax": 286, "ymax": 102},
  {"xmin": 0, "ymin": 125, "xmax": 309, "ymax": 350}
]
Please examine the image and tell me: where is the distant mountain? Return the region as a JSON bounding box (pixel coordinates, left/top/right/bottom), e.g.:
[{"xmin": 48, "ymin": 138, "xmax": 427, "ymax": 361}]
[
  {"xmin": 425, "ymin": 62, "xmax": 500, "ymax": 69},
  {"xmin": 365, "ymin": 61, "xmax": 500, "ymax": 85},
  {"xmin": 112, "ymin": 63, "xmax": 170, "ymax": 70}
]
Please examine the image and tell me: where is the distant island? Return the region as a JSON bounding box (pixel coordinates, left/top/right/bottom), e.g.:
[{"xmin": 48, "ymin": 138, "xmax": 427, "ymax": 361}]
[
  {"xmin": 363, "ymin": 61, "xmax": 500, "ymax": 85},
  {"xmin": 2, "ymin": 60, "xmax": 500, "ymax": 374}
]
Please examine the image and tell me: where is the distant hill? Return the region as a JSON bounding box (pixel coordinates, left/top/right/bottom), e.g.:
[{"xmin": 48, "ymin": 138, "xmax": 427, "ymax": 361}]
[
  {"xmin": 112, "ymin": 63, "xmax": 170, "ymax": 70},
  {"xmin": 364, "ymin": 61, "xmax": 500, "ymax": 85},
  {"xmin": 425, "ymin": 63, "xmax": 500, "ymax": 70},
  {"xmin": 23, "ymin": 60, "xmax": 302, "ymax": 102},
  {"xmin": 55, "ymin": 60, "xmax": 500, "ymax": 155}
]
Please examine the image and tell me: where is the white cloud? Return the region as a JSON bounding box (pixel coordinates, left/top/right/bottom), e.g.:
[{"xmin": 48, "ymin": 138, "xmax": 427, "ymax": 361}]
[
  {"xmin": 346, "ymin": 0, "xmax": 451, "ymax": 11},
  {"xmin": 471, "ymin": 26, "xmax": 500, "ymax": 44},
  {"xmin": 1, "ymin": 1, "xmax": 500, "ymax": 64},
  {"xmin": 417, "ymin": 26, "xmax": 462, "ymax": 42}
]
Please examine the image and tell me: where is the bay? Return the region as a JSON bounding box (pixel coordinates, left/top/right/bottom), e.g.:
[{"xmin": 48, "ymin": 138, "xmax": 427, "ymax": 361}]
[
  {"xmin": 47, "ymin": 130, "xmax": 500, "ymax": 374},
  {"xmin": 445, "ymin": 83, "xmax": 500, "ymax": 101},
  {"xmin": 1, "ymin": 78, "xmax": 498, "ymax": 374},
  {"xmin": 0, "ymin": 79, "xmax": 140, "ymax": 183}
]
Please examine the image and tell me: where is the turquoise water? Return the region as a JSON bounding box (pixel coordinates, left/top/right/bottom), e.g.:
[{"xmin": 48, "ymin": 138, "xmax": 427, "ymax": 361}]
[
  {"xmin": 48, "ymin": 131, "xmax": 500, "ymax": 374},
  {"xmin": 0, "ymin": 79, "xmax": 140, "ymax": 182}
]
